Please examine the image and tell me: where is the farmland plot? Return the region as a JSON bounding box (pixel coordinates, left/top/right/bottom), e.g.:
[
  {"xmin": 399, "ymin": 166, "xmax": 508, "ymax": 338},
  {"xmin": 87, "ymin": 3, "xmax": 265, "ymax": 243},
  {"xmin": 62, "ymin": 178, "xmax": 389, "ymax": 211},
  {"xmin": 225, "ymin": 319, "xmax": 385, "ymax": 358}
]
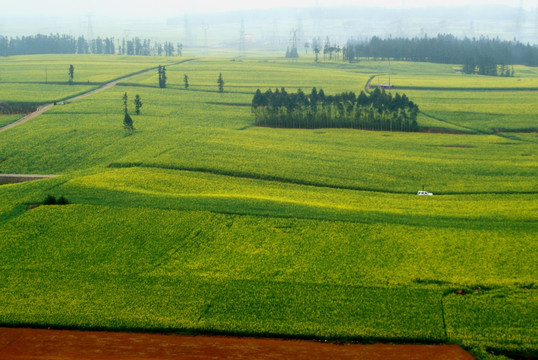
[{"xmin": 0, "ymin": 55, "xmax": 536, "ymax": 359}]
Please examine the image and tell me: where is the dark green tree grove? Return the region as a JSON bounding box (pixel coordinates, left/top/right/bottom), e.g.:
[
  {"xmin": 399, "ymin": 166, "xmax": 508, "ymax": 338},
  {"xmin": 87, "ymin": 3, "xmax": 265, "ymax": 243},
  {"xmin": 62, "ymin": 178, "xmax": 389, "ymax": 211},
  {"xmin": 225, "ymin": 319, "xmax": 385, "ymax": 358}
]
[
  {"xmin": 0, "ymin": 33, "xmax": 182, "ymax": 57},
  {"xmin": 341, "ymin": 34, "xmax": 538, "ymax": 74},
  {"xmin": 252, "ymin": 87, "xmax": 418, "ymax": 132}
]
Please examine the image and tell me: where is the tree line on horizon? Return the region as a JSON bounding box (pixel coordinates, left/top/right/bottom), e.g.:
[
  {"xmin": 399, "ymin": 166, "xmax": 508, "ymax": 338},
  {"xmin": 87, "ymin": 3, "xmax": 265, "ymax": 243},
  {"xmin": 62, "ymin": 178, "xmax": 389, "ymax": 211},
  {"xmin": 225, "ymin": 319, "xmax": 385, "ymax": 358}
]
[
  {"xmin": 252, "ymin": 87, "xmax": 418, "ymax": 132},
  {"xmin": 307, "ymin": 34, "xmax": 537, "ymax": 76},
  {"xmin": 336, "ymin": 34, "xmax": 538, "ymax": 75},
  {"xmin": 0, "ymin": 33, "xmax": 182, "ymax": 57}
]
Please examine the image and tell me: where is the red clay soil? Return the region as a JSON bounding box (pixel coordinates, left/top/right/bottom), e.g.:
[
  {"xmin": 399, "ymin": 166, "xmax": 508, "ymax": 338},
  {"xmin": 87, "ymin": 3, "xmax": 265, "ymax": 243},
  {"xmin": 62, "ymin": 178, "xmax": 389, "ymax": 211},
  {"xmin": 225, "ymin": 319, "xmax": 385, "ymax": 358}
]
[{"xmin": 0, "ymin": 327, "xmax": 475, "ymax": 360}]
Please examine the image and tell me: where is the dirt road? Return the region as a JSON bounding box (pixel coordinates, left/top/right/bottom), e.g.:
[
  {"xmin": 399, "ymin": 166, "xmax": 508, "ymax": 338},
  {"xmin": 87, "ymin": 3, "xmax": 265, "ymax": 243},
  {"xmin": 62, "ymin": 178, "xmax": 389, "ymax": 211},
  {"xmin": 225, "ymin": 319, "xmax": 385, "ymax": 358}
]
[
  {"xmin": 0, "ymin": 327, "xmax": 475, "ymax": 360},
  {"xmin": 0, "ymin": 104, "xmax": 54, "ymax": 133},
  {"xmin": 0, "ymin": 60, "xmax": 192, "ymax": 134}
]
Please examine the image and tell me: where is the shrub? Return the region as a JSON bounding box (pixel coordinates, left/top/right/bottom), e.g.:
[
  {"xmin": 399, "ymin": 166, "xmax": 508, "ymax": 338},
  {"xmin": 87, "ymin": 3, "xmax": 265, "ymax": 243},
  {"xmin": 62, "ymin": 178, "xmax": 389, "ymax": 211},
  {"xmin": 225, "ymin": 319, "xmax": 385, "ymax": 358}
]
[{"xmin": 43, "ymin": 195, "xmax": 57, "ymax": 205}]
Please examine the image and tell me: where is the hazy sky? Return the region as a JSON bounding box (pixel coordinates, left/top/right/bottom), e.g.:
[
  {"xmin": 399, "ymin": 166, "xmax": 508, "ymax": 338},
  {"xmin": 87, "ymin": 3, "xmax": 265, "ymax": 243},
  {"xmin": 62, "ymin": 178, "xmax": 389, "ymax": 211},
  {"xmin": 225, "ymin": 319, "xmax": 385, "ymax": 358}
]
[{"xmin": 3, "ymin": 0, "xmax": 536, "ymax": 17}]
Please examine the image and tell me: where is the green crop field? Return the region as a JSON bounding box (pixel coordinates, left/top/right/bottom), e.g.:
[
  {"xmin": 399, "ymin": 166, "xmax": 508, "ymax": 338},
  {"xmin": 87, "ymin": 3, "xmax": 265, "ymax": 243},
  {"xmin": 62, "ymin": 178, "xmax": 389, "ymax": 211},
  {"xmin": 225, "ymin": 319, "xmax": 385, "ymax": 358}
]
[
  {"xmin": 0, "ymin": 114, "xmax": 20, "ymax": 128},
  {"xmin": 0, "ymin": 54, "xmax": 179, "ymax": 83},
  {"xmin": 0, "ymin": 54, "xmax": 536, "ymax": 359},
  {"xmin": 389, "ymin": 64, "xmax": 538, "ymax": 89}
]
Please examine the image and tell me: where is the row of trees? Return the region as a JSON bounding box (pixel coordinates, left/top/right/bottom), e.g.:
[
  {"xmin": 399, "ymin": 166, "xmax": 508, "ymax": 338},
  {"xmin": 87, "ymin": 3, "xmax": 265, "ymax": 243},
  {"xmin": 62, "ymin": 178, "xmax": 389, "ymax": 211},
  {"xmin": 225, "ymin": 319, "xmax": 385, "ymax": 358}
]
[
  {"xmin": 311, "ymin": 37, "xmax": 343, "ymax": 62},
  {"xmin": 252, "ymin": 87, "xmax": 418, "ymax": 131},
  {"xmin": 336, "ymin": 34, "xmax": 537, "ymax": 75},
  {"xmin": 0, "ymin": 34, "xmax": 183, "ymax": 57}
]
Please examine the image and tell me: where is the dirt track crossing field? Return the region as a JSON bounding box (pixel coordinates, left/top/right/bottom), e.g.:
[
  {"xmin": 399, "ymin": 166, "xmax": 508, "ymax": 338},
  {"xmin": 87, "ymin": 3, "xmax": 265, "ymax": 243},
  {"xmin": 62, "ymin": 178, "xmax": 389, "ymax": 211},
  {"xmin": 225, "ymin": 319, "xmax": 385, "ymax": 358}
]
[
  {"xmin": 0, "ymin": 59, "xmax": 194, "ymax": 134},
  {"xmin": 0, "ymin": 72, "xmax": 151, "ymax": 134},
  {"xmin": 0, "ymin": 328, "xmax": 475, "ymax": 360}
]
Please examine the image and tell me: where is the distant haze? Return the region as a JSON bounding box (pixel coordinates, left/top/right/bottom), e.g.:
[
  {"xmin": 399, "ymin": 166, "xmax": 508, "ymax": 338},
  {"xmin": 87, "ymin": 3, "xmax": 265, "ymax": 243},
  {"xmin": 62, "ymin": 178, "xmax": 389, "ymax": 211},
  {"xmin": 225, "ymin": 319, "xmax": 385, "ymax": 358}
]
[
  {"xmin": 1, "ymin": 0, "xmax": 535, "ymax": 17},
  {"xmin": 1, "ymin": 1, "xmax": 536, "ymax": 46}
]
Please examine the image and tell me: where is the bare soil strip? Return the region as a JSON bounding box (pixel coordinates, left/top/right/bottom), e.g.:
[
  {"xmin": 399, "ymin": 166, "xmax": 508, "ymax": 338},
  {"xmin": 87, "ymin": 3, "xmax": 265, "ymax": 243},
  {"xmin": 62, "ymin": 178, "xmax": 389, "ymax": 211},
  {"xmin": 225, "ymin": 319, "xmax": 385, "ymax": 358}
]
[
  {"xmin": 0, "ymin": 327, "xmax": 474, "ymax": 360},
  {"xmin": 0, "ymin": 174, "xmax": 58, "ymax": 184}
]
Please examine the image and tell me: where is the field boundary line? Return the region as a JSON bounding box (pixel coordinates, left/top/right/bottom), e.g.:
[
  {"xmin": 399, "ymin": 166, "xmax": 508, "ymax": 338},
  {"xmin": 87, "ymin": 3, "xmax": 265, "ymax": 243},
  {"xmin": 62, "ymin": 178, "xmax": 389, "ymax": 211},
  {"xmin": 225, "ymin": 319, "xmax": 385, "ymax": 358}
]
[
  {"xmin": 0, "ymin": 58, "xmax": 196, "ymax": 134},
  {"xmin": 394, "ymin": 86, "xmax": 538, "ymax": 92},
  {"xmin": 108, "ymin": 162, "xmax": 538, "ymax": 196},
  {"xmin": 196, "ymin": 301, "xmax": 212, "ymax": 323},
  {"xmin": 419, "ymin": 111, "xmax": 483, "ymax": 134},
  {"xmin": 440, "ymin": 295, "xmax": 448, "ymax": 341},
  {"xmin": 146, "ymin": 215, "xmax": 213, "ymax": 274}
]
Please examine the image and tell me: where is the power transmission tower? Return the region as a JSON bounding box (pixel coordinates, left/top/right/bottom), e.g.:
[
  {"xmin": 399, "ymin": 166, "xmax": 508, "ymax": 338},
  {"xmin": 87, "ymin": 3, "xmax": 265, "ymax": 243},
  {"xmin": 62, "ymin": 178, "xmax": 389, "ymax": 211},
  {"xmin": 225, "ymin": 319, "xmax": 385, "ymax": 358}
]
[
  {"xmin": 296, "ymin": 17, "xmax": 304, "ymax": 50},
  {"xmin": 286, "ymin": 29, "xmax": 299, "ymax": 59},
  {"xmin": 239, "ymin": 19, "xmax": 246, "ymax": 56},
  {"xmin": 271, "ymin": 20, "xmax": 279, "ymax": 48},
  {"xmin": 514, "ymin": 0, "xmax": 524, "ymax": 40},
  {"xmin": 184, "ymin": 15, "xmax": 193, "ymax": 47},
  {"xmin": 86, "ymin": 13, "xmax": 94, "ymax": 39},
  {"xmin": 535, "ymin": 6, "xmax": 538, "ymax": 38},
  {"xmin": 397, "ymin": 0, "xmax": 406, "ymax": 37},
  {"xmin": 203, "ymin": 23, "xmax": 209, "ymax": 56}
]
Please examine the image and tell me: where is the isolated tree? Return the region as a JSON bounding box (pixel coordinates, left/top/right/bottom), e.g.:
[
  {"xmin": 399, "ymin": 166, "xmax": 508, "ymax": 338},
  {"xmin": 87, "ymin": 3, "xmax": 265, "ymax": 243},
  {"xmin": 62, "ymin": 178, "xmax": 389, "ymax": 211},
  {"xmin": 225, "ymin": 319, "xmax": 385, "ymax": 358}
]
[
  {"xmin": 323, "ymin": 37, "xmax": 330, "ymax": 61},
  {"xmin": 158, "ymin": 65, "xmax": 167, "ymax": 88},
  {"xmin": 123, "ymin": 112, "xmax": 134, "ymax": 130},
  {"xmin": 217, "ymin": 73, "xmax": 224, "ymax": 93},
  {"xmin": 122, "ymin": 92, "xmax": 134, "ymax": 130},
  {"xmin": 312, "ymin": 37, "xmax": 321, "ymax": 62},
  {"xmin": 184, "ymin": 74, "xmax": 189, "ymax": 89},
  {"xmin": 134, "ymin": 94, "xmax": 143, "ymax": 115},
  {"xmin": 68, "ymin": 64, "xmax": 74, "ymax": 85},
  {"xmin": 123, "ymin": 92, "xmax": 128, "ymax": 114},
  {"xmin": 56, "ymin": 196, "xmax": 69, "ymax": 205},
  {"xmin": 44, "ymin": 195, "xmax": 57, "ymax": 205}
]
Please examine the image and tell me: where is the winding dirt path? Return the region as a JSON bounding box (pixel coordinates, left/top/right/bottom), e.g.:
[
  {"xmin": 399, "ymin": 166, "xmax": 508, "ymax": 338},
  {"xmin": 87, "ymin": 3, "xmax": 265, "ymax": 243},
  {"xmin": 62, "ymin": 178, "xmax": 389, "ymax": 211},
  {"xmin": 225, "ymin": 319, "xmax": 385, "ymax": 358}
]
[
  {"xmin": 365, "ymin": 75, "xmax": 377, "ymax": 92},
  {"xmin": 0, "ymin": 328, "xmax": 474, "ymax": 360},
  {"xmin": 0, "ymin": 59, "xmax": 194, "ymax": 134}
]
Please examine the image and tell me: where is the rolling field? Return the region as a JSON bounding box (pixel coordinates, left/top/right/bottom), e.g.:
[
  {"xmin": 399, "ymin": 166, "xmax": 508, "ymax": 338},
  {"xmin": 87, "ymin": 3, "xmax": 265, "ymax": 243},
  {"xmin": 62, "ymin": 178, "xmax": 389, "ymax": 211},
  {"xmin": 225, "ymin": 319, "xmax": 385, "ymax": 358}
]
[
  {"xmin": 0, "ymin": 115, "xmax": 20, "ymax": 128},
  {"xmin": 388, "ymin": 63, "xmax": 538, "ymax": 90},
  {"xmin": 0, "ymin": 54, "xmax": 182, "ymax": 108},
  {"xmin": 0, "ymin": 55, "xmax": 536, "ymax": 359},
  {"xmin": 408, "ymin": 90, "xmax": 538, "ymax": 133},
  {"xmin": 0, "ymin": 83, "xmax": 96, "ymax": 103},
  {"xmin": 0, "ymin": 54, "xmax": 180, "ymax": 83}
]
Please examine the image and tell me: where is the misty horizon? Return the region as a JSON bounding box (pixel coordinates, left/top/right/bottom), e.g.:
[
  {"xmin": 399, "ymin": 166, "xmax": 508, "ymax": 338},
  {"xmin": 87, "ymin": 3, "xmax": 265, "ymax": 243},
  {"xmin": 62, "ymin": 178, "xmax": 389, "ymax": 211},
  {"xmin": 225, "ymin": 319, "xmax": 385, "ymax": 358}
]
[{"xmin": 1, "ymin": 2, "xmax": 537, "ymax": 47}]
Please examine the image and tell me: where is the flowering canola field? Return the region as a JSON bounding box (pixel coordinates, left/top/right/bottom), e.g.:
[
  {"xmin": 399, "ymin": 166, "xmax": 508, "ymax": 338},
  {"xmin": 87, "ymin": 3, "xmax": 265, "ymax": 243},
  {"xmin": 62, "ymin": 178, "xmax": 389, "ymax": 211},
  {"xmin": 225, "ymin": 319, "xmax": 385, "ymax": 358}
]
[{"xmin": 0, "ymin": 55, "xmax": 536, "ymax": 359}]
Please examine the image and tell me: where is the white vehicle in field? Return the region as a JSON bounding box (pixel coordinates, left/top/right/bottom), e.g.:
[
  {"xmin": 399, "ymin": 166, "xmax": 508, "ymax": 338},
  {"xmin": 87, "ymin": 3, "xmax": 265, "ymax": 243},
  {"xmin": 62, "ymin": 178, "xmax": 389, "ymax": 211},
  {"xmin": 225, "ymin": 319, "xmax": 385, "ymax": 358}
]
[{"xmin": 417, "ymin": 190, "xmax": 433, "ymax": 196}]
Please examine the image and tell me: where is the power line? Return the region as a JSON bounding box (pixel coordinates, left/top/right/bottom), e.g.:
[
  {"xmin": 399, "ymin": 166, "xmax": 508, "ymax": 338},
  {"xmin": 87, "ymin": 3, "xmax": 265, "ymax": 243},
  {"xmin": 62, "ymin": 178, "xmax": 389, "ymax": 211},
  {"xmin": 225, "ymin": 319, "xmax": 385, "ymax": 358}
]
[{"xmin": 239, "ymin": 19, "xmax": 246, "ymax": 56}]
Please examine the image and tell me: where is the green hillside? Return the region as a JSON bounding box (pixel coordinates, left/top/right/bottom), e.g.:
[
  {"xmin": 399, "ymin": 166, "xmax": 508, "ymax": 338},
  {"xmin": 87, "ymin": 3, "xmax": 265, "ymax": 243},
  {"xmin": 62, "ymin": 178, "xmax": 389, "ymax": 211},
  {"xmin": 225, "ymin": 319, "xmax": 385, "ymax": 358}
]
[{"xmin": 0, "ymin": 54, "xmax": 536, "ymax": 359}]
